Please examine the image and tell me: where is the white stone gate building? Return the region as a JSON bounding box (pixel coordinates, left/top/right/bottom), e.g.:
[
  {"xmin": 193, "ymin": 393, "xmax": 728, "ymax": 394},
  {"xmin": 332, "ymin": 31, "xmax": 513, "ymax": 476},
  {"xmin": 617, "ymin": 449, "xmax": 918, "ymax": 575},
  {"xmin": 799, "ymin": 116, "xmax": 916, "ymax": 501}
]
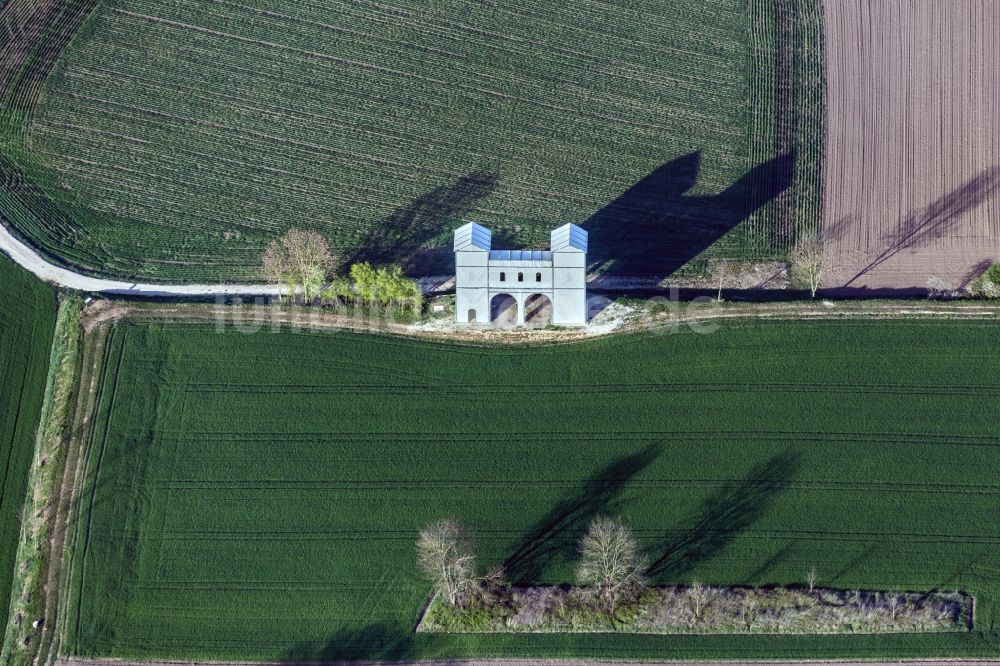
[{"xmin": 454, "ymin": 222, "xmax": 588, "ymax": 326}]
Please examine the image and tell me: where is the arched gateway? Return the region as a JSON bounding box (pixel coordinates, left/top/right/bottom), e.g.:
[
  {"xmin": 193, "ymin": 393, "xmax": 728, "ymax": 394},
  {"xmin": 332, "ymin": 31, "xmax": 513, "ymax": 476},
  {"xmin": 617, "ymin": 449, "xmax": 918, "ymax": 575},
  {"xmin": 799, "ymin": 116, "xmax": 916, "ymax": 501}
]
[
  {"xmin": 524, "ymin": 293, "xmax": 552, "ymax": 327},
  {"xmin": 490, "ymin": 293, "xmax": 517, "ymax": 327},
  {"xmin": 453, "ymin": 222, "xmax": 588, "ymax": 326}
]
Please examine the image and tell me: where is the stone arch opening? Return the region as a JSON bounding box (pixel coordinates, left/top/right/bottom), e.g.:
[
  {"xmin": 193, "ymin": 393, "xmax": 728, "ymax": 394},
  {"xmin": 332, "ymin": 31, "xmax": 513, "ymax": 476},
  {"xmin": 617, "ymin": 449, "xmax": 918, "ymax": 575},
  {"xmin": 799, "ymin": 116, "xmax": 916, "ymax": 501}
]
[
  {"xmin": 490, "ymin": 293, "xmax": 517, "ymax": 327},
  {"xmin": 467, "ymin": 308, "xmax": 477, "ymax": 323},
  {"xmin": 524, "ymin": 293, "xmax": 552, "ymax": 327}
]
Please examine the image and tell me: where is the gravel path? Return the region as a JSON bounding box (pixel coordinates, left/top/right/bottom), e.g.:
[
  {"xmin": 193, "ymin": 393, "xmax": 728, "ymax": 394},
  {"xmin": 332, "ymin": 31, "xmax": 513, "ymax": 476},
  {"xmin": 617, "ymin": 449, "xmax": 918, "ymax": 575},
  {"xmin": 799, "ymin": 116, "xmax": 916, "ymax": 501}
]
[
  {"xmin": 0, "ymin": 221, "xmax": 281, "ymax": 297},
  {"xmin": 821, "ymin": 0, "xmax": 1000, "ymax": 291}
]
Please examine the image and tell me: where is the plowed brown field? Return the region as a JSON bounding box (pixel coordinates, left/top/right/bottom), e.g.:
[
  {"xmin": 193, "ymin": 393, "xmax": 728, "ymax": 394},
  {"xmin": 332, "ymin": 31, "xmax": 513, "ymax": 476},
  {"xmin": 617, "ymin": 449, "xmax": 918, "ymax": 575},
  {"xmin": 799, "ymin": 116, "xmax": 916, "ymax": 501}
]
[{"xmin": 822, "ymin": 0, "xmax": 1000, "ymax": 292}]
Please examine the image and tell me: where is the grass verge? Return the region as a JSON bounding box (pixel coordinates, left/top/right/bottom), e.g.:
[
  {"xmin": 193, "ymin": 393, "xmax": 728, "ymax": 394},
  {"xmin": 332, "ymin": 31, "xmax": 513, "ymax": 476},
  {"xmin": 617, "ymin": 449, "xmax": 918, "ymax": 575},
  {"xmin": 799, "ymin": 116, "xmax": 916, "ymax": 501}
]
[
  {"xmin": 0, "ymin": 294, "xmax": 82, "ymax": 666},
  {"xmin": 0, "ymin": 256, "xmax": 57, "ymax": 642}
]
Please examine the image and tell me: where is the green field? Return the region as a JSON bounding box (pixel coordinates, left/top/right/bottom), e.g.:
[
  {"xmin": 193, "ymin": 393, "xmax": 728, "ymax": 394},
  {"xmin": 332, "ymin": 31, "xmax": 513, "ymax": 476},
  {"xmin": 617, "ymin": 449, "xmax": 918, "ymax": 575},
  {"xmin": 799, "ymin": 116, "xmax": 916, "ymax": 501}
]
[
  {"xmin": 67, "ymin": 318, "xmax": 1000, "ymax": 661},
  {"xmin": 0, "ymin": 0, "xmax": 822, "ymax": 281},
  {"xmin": 0, "ymin": 255, "xmax": 56, "ymax": 639}
]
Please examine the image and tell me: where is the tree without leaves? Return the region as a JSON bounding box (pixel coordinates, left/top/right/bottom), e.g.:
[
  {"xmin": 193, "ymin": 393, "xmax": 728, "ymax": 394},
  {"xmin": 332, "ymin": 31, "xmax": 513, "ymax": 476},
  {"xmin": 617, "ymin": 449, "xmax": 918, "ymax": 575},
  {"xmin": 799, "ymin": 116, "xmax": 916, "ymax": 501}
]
[
  {"xmin": 576, "ymin": 516, "xmax": 647, "ymax": 614},
  {"xmin": 687, "ymin": 580, "xmax": 711, "ymax": 621},
  {"xmin": 262, "ymin": 229, "xmax": 335, "ymax": 301},
  {"xmin": 710, "ymin": 259, "xmax": 731, "ymax": 302},
  {"xmin": 469, "ymin": 564, "xmax": 510, "ymax": 609},
  {"xmin": 788, "ymin": 231, "xmax": 829, "ymax": 298},
  {"xmin": 887, "ymin": 594, "xmax": 901, "ymax": 620},
  {"xmin": 806, "ymin": 566, "xmax": 818, "ymax": 593},
  {"xmin": 417, "ymin": 519, "xmax": 477, "ymax": 608}
]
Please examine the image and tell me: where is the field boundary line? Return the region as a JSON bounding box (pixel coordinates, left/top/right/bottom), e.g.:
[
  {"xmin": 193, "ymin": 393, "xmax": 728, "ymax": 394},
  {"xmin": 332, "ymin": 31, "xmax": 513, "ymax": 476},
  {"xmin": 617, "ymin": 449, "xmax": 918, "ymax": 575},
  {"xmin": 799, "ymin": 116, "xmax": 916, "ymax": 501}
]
[
  {"xmin": 80, "ymin": 298, "xmax": 1000, "ymax": 347},
  {"xmin": 54, "ymin": 657, "xmax": 1000, "ymax": 666}
]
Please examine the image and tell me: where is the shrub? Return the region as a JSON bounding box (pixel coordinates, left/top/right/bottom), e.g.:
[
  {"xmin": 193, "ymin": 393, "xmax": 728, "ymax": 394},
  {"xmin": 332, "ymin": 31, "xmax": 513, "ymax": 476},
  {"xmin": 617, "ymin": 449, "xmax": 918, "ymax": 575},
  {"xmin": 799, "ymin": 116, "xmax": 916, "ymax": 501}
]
[{"xmin": 966, "ymin": 262, "xmax": 1000, "ymax": 298}]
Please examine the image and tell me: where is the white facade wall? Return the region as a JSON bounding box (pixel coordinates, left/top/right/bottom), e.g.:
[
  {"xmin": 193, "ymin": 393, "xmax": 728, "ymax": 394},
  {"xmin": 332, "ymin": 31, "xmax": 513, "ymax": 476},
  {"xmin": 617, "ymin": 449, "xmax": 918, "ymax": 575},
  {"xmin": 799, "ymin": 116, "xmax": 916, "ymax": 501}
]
[
  {"xmin": 551, "ymin": 250, "xmax": 587, "ymax": 325},
  {"xmin": 454, "ymin": 249, "xmax": 489, "ymax": 324},
  {"xmin": 453, "ymin": 222, "xmax": 588, "ymax": 326}
]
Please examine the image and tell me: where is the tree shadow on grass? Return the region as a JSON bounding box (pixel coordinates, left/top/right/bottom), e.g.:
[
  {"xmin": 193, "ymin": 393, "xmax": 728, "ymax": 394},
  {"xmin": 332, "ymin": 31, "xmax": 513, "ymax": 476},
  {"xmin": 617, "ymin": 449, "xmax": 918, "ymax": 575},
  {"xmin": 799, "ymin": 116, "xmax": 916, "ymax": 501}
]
[
  {"xmin": 582, "ymin": 152, "xmax": 795, "ymax": 279},
  {"xmin": 503, "ymin": 443, "xmax": 662, "ymax": 584},
  {"xmin": 347, "ymin": 170, "xmax": 499, "ymax": 275},
  {"xmin": 283, "ymin": 623, "xmax": 414, "ymax": 663},
  {"xmin": 646, "ymin": 451, "xmax": 801, "ymax": 581}
]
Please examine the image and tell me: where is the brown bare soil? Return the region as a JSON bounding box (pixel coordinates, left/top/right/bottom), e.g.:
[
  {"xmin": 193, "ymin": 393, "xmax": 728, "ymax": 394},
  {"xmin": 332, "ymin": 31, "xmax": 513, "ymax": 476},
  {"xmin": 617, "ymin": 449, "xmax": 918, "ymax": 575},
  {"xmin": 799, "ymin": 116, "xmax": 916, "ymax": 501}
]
[{"xmin": 821, "ymin": 0, "xmax": 1000, "ymax": 292}]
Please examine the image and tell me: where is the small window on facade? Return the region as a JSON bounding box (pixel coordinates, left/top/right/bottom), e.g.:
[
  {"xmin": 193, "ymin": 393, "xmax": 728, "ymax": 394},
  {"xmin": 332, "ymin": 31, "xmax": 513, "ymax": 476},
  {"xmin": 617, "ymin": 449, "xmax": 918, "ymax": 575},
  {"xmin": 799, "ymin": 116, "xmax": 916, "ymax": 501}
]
[
  {"xmin": 499, "ymin": 272, "xmax": 506, "ymax": 282},
  {"xmin": 468, "ymin": 309, "xmax": 476, "ymax": 323},
  {"xmin": 536, "ymin": 272, "xmax": 542, "ymax": 282},
  {"xmin": 518, "ymin": 272, "xmax": 524, "ymax": 282}
]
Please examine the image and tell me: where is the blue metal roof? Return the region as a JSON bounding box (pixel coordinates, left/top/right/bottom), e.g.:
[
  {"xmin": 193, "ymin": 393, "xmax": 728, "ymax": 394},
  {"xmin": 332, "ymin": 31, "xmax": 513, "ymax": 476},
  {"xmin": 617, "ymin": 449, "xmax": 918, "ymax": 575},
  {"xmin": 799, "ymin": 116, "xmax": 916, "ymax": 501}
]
[
  {"xmin": 453, "ymin": 222, "xmax": 492, "ymax": 251},
  {"xmin": 550, "ymin": 223, "xmax": 588, "ymax": 252},
  {"xmin": 488, "ymin": 250, "xmax": 552, "ymax": 261}
]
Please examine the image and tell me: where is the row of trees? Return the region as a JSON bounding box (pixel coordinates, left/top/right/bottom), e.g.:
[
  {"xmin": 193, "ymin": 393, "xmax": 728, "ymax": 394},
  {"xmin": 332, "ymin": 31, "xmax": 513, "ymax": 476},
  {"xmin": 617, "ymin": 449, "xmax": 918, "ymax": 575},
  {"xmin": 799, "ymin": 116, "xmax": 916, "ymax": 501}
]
[
  {"xmin": 263, "ymin": 227, "xmax": 838, "ymax": 309},
  {"xmin": 261, "ymin": 229, "xmax": 422, "ymax": 309},
  {"xmin": 419, "ymin": 518, "xmax": 831, "ymax": 625},
  {"xmin": 417, "ymin": 516, "xmax": 648, "ymax": 614}
]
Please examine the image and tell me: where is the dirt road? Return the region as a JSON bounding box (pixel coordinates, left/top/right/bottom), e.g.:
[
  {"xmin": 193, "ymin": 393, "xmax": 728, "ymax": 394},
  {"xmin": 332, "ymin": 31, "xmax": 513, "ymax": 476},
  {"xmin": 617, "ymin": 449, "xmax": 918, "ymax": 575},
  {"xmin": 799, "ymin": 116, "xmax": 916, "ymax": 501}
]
[
  {"xmin": 821, "ymin": 0, "xmax": 1000, "ymax": 291},
  {"xmin": 0, "ymin": 221, "xmax": 281, "ymax": 297}
]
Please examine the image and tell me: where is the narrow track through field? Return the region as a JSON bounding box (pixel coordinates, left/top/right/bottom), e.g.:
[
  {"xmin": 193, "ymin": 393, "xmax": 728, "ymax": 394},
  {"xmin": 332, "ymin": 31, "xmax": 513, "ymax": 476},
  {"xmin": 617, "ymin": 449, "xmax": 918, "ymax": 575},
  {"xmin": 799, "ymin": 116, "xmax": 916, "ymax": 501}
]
[
  {"xmin": 57, "ymin": 658, "xmax": 1000, "ymax": 666},
  {"xmin": 0, "ymin": 217, "xmax": 279, "ymax": 296}
]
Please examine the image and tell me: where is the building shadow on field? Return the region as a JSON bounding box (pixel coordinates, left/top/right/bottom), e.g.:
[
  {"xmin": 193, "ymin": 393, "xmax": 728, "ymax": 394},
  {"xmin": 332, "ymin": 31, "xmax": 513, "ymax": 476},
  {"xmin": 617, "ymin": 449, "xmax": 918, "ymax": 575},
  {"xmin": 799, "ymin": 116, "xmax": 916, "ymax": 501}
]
[
  {"xmin": 503, "ymin": 443, "xmax": 662, "ymax": 584},
  {"xmin": 583, "ymin": 151, "xmax": 795, "ymax": 279},
  {"xmin": 347, "ymin": 170, "xmax": 499, "ymax": 275},
  {"xmin": 646, "ymin": 451, "xmax": 801, "ymax": 581}
]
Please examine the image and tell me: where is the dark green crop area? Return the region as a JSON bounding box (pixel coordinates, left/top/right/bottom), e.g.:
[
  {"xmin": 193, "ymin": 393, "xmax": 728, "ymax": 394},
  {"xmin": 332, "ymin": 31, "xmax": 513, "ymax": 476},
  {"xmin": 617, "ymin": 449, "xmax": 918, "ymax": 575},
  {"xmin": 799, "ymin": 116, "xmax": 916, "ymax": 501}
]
[
  {"xmin": 0, "ymin": 0, "xmax": 822, "ymax": 281},
  {"xmin": 69, "ymin": 319, "xmax": 1000, "ymax": 661},
  {"xmin": 0, "ymin": 255, "xmax": 56, "ymax": 639}
]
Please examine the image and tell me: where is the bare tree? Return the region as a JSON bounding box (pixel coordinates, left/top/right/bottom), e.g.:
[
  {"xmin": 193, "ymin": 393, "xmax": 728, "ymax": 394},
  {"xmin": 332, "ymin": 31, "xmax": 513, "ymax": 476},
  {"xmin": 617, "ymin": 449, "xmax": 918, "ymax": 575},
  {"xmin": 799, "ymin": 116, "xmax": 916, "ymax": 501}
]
[
  {"xmin": 709, "ymin": 259, "xmax": 732, "ymax": 302},
  {"xmin": 741, "ymin": 596, "xmax": 759, "ymax": 630},
  {"xmin": 262, "ymin": 229, "xmax": 335, "ymax": 301},
  {"xmin": 788, "ymin": 231, "xmax": 829, "ymax": 298},
  {"xmin": 471, "ymin": 564, "xmax": 510, "ymax": 608},
  {"xmin": 887, "ymin": 594, "xmax": 901, "ymax": 620},
  {"xmin": 687, "ymin": 580, "xmax": 711, "ymax": 622},
  {"xmin": 576, "ymin": 516, "xmax": 647, "ymax": 614},
  {"xmin": 926, "ymin": 276, "xmax": 948, "ymax": 299},
  {"xmin": 806, "ymin": 566, "xmax": 818, "ymax": 593},
  {"xmin": 417, "ymin": 519, "xmax": 477, "ymax": 608}
]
